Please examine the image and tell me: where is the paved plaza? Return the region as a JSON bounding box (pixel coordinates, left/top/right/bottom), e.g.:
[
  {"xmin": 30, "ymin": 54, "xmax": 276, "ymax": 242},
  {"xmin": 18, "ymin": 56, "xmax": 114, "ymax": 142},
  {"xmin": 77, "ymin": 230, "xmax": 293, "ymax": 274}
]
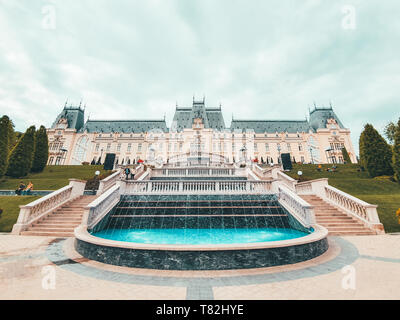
[{"xmin": 0, "ymin": 234, "xmax": 399, "ymax": 300}]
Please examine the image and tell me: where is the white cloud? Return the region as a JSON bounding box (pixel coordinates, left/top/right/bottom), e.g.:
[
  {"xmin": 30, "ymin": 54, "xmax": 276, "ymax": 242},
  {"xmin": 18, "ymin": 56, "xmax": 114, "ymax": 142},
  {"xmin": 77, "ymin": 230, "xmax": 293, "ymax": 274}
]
[{"xmin": 0, "ymin": 0, "xmax": 398, "ymax": 155}]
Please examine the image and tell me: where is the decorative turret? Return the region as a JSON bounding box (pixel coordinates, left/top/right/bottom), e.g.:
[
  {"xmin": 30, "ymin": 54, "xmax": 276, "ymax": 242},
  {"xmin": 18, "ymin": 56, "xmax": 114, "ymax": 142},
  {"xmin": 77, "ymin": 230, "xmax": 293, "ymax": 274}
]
[
  {"xmin": 309, "ymin": 105, "xmax": 345, "ymax": 131},
  {"xmin": 51, "ymin": 102, "xmax": 85, "ymax": 132}
]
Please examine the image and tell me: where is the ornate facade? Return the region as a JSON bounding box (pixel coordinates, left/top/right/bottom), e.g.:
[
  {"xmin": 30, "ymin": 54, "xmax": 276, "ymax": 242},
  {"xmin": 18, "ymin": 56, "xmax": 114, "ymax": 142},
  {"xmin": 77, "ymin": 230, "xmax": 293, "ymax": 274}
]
[{"xmin": 46, "ymin": 98, "xmax": 357, "ymax": 166}]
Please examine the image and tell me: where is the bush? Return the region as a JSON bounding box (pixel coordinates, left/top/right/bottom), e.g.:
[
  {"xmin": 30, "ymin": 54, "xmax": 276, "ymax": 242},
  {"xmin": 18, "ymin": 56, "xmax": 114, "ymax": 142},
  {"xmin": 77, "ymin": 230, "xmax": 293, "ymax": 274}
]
[
  {"xmin": 0, "ymin": 116, "xmax": 13, "ymax": 176},
  {"xmin": 359, "ymin": 124, "xmax": 393, "ymax": 178},
  {"xmin": 392, "ymin": 119, "xmax": 400, "ymax": 182},
  {"xmin": 31, "ymin": 126, "xmax": 49, "ymax": 173},
  {"xmin": 6, "ymin": 126, "xmax": 36, "ymax": 177}
]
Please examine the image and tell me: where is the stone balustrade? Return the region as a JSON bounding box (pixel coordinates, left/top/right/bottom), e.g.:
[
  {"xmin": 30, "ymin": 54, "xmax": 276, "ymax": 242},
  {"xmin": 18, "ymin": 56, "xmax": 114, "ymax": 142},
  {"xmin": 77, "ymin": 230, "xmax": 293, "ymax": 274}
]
[
  {"xmin": 122, "ymin": 179, "xmax": 273, "ymax": 195},
  {"xmin": 84, "ymin": 184, "xmax": 121, "ymax": 230},
  {"xmin": 97, "ymin": 169, "xmax": 121, "ymax": 195},
  {"xmin": 324, "ymin": 185, "xmax": 384, "ymax": 233},
  {"xmin": 276, "ymin": 171, "xmax": 298, "ymax": 191},
  {"xmin": 12, "ymin": 179, "xmax": 86, "ymax": 234},
  {"xmin": 150, "ymin": 167, "xmax": 246, "ymax": 178},
  {"xmin": 278, "ymin": 185, "xmax": 315, "ymax": 228}
]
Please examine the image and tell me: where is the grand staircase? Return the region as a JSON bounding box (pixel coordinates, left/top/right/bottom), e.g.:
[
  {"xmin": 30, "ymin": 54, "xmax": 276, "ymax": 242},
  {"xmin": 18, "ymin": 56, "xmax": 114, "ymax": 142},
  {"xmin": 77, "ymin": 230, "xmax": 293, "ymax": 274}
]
[
  {"xmin": 301, "ymin": 195, "xmax": 376, "ymax": 235},
  {"xmin": 20, "ymin": 195, "xmax": 96, "ymax": 237}
]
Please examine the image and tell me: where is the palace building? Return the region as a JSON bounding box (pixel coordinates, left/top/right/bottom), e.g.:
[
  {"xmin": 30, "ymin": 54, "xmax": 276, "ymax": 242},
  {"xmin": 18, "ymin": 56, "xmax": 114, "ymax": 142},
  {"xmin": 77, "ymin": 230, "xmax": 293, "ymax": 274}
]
[{"xmin": 46, "ymin": 97, "xmax": 357, "ymax": 166}]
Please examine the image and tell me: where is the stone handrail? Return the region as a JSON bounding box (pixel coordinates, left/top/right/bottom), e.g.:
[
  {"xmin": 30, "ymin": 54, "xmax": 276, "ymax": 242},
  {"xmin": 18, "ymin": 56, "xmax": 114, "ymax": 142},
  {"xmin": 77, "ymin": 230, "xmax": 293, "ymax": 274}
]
[
  {"xmin": 12, "ymin": 179, "xmax": 86, "ymax": 234},
  {"xmin": 84, "ymin": 184, "xmax": 121, "ymax": 230},
  {"xmin": 97, "ymin": 169, "xmax": 121, "ymax": 195},
  {"xmin": 150, "ymin": 167, "xmax": 246, "ymax": 177},
  {"xmin": 276, "ymin": 171, "xmax": 298, "ymax": 191},
  {"xmin": 324, "ymin": 185, "xmax": 384, "ymax": 233},
  {"xmin": 122, "ymin": 179, "xmax": 273, "ymax": 195},
  {"xmin": 278, "ymin": 185, "xmax": 315, "ymax": 228}
]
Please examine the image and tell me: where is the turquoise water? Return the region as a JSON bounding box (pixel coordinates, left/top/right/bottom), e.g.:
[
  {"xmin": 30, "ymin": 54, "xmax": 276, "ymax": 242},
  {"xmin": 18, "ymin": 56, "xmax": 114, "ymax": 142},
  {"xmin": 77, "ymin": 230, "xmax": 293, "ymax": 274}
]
[{"xmin": 92, "ymin": 228, "xmax": 309, "ymax": 245}]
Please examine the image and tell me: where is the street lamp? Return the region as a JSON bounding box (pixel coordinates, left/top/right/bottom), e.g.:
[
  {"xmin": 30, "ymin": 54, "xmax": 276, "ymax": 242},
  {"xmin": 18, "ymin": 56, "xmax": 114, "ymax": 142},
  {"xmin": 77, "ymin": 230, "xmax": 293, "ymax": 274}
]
[{"xmin": 240, "ymin": 145, "xmax": 247, "ymax": 164}]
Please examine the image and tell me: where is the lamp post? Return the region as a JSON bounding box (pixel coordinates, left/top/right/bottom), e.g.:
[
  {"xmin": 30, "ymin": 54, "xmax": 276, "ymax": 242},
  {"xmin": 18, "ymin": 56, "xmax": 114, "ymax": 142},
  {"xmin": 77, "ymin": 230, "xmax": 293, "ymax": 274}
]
[
  {"xmin": 240, "ymin": 145, "xmax": 247, "ymax": 165},
  {"xmin": 99, "ymin": 148, "xmax": 104, "ymax": 165}
]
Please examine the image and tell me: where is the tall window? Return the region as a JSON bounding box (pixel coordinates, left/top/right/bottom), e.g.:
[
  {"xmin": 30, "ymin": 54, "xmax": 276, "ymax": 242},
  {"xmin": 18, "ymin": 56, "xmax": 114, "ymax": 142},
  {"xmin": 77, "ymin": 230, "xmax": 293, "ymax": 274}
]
[
  {"xmin": 117, "ymin": 143, "xmax": 121, "ymax": 152},
  {"xmin": 127, "ymin": 143, "xmax": 132, "ymax": 152},
  {"xmin": 95, "ymin": 143, "xmax": 100, "ymax": 152},
  {"xmin": 106, "ymin": 143, "xmax": 111, "ymax": 152},
  {"xmin": 265, "ymin": 143, "xmax": 269, "ymax": 152},
  {"xmin": 138, "ymin": 143, "xmax": 142, "ymax": 152},
  {"xmin": 287, "ymin": 143, "xmax": 291, "ymax": 152},
  {"xmin": 72, "ymin": 136, "xmax": 89, "ymax": 165},
  {"xmin": 298, "ymin": 143, "xmax": 303, "ymax": 151}
]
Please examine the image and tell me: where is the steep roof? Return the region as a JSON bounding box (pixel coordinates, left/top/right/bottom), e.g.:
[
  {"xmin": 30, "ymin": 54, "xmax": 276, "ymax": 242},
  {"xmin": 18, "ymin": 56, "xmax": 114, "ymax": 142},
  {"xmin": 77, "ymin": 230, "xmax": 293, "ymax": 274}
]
[
  {"xmin": 51, "ymin": 106, "xmax": 85, "ymax": 131},
  {"xmin": 309, "ymin": 107, "xmax": 345, "ymax": 131},
  {"xmin": 172, "ymin": 101, "xmax": 226, "ymax": 131},
  {"xmin": 230, "ymin": 119, "xmax": 312, "ymax": 133},
  {"xmin": 80, "ymin": 119, "xmax": 168, "ymax": 133}
]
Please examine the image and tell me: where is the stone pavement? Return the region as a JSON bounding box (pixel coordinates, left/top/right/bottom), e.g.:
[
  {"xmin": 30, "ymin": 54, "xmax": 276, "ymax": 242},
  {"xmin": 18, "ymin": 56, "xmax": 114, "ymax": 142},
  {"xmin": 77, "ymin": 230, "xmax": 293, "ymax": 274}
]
[{"xmin": 0, "ymin": 233, "xmax": 399, "ymax": 300}]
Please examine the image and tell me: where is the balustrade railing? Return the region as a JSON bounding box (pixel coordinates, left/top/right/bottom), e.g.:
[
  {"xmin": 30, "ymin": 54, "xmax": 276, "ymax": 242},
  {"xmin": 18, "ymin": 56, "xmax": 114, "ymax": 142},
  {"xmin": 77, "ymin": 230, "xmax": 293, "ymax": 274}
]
[
  {"xmin": 123, "ymin": 179, "xmax": 273, "ymax": 194},
  {"xmin": 295, "ymin": 181, "xmax": 313, "ymax": 195},
  {"xmin": 324, "ymin": 185, "xmax": 382, "ymax": 231},
  {"xmin": 276, "ymin": 171, "xmax": 298, "ymax": 191},
  {"xmin": 278, "ymin": 185, "xmax": 315, "ymax": 228},
  {"xmin": 97, "ymin": 169, "xmax": 121, "ymax": 195},
  {"xmin": 150, "ymin": 167, "xmax": 244, "ymax": 178},
  {"xmin": 12, "ymin": 179, "xmax": 86, "ymax": 234},
  {"xmin": 85, "ymin": 184, "xmax": 121, "ymax": 230}
]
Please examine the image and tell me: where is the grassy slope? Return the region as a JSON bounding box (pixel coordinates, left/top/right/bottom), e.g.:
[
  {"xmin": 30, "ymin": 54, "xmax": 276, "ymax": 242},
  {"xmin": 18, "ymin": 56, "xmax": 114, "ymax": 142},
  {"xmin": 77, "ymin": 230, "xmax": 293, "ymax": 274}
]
[
  {"xmin": 0, "ymin": 165, "xmax": 109, "ymax": 232},
  {"xmin": 285, "ymin": 164, "xmax": 400, "ymax": 233},
  {"xmin": 0, "ymin": 196, "xmax": 41, "ymax": 232},
  {"xmin": 0, "ymin": 165, "xmax": 108, "ymax": 190}
]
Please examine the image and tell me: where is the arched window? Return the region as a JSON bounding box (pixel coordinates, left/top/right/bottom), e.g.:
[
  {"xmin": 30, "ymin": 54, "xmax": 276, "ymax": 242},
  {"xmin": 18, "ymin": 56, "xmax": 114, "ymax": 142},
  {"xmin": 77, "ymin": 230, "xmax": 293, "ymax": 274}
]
[{"xmin": 72, "ymin": 136, "xmax": 89, "ymax": 165}]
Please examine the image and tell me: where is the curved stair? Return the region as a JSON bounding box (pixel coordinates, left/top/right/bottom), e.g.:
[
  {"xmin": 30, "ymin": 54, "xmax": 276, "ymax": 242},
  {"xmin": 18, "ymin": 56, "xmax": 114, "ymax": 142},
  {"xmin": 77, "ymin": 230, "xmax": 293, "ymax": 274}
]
[
  {"xmin": 300, "ymin": 195, "xmax": 376, "ymax": 235},
  {"xmin": 20, "ymin": 195, "xmax": 97, "ymax": 237}
]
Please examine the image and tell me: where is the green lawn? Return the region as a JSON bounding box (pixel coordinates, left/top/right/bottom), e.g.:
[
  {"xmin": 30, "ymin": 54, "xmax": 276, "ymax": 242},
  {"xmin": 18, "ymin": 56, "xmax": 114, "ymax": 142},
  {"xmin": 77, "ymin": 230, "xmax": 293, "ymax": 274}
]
[
  {"xmin": 0, "ymin": 165, "xmax": 109, "ymax": 190},
  {"xmin": 0, "ymin": 196, "xmax": 41, "ymax": 232},
  {"xmin": 285, "ymin": 164, "xmax": 400, "ymax": 233}
]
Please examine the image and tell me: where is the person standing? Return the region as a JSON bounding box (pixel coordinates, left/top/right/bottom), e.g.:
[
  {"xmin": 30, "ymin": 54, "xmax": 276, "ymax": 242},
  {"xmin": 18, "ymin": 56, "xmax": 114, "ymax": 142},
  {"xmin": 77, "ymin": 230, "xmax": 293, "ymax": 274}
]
[{"xmin": 124, "ymin": 167, "xmax": 131, "ymax": 180}]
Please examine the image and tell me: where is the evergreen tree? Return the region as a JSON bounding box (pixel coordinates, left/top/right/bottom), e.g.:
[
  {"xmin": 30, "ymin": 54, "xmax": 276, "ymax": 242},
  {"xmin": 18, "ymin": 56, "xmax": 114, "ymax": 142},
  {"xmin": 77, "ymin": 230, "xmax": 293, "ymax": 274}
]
[
  {"xmin": 392, "ymin": 119, "xmax": 400, "ymax": 182},
  {"xmin": 359, "ymin": 123, "xmax": 393, "ymax": 177},
  {"xmin": 341, "ymin": 146, "xmax": 352, "ymax": 164},
  {"xmin": 6, "ymin": 126, "xmax": 36, "ymax": 177},
  {"xmin": 0, "ymin": 116, "xmax": 13, "ymax": 176},
  {"xmin": 31, "ymin": 126, "xmax": 49, "ymax": 173}
]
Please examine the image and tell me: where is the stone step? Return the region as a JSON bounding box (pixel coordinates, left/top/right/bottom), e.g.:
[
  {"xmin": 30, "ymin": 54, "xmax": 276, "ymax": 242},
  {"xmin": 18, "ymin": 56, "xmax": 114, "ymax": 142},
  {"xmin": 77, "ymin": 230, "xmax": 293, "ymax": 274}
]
[
  {"xmin": 27, "ymin": 227, "xmax": 75, "ymax": 232},
  {"xmin": 20, "ymin": 231, "xmax": 74, "ymax": 237},
  {"xmin": 44, "ymin": 218, "xmax": 82, "ymax": 223},
  {"xmin": 329, "ymin": 231, "xmax": 376, "ymax": 236},
  {"xmin": 319, "ymin": 222, "xmax": 364, "ymax": 227},
  {"xmin": 326, "ymin": 226, "xmax": 369, "ymax": 231},
  {"xmin": 53, "ymin": 212, "xmax": 83, "ymax": 216},
  {"xmin": 32, "ymin": 223, "xmax": 78, "ymax": 228}
]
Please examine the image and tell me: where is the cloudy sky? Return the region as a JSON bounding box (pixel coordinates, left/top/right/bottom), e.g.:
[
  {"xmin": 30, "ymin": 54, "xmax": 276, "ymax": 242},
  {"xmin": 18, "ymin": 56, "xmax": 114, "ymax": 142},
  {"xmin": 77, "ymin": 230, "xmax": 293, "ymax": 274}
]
[{"xmin": 0, "ymin": 0, "xmax": 399, "ymax": 153}]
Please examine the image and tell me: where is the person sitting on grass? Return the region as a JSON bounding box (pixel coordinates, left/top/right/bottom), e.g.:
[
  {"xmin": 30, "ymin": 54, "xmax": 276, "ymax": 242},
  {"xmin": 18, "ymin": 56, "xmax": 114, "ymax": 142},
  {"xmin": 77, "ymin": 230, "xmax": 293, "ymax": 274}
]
[
  {"xmin": 317, "ymin": 164, "xmax": 322, "ymax": 172},
  {"xmin": 15, "ymin": 181, "xmax": 26, "ymax": 196},
  {"xmin": 23, "ymin": 181, "xmax": 34, "ymax": 195}
]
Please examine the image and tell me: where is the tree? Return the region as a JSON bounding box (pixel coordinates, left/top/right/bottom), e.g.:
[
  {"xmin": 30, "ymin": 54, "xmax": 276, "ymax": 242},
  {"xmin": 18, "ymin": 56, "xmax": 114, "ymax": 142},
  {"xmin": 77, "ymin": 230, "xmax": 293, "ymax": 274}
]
[
  {"xmin": 6, "ymin": 126, "xmax": 36, "ymax": 177},
  {"xmin": 31, "ymin": 126, "xmax": 49, "ymax": 173},
  {"xmin": 384, "ymin": 120, "xmax": 398, "ymax": 144},
  {"xmin": 0, "ymin": 116, "xmax": 14, "ymax": 176},
  {"xmin": 341, "ymin": 146, "xmax": 352, "ymax": 164},
  {"xmin": 359, "ymin": 123, "xmax": 393, "ymax": 178},
  {"xmin": 392, "ymin": 119, "xmax": 400, "ymax": 182}
]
